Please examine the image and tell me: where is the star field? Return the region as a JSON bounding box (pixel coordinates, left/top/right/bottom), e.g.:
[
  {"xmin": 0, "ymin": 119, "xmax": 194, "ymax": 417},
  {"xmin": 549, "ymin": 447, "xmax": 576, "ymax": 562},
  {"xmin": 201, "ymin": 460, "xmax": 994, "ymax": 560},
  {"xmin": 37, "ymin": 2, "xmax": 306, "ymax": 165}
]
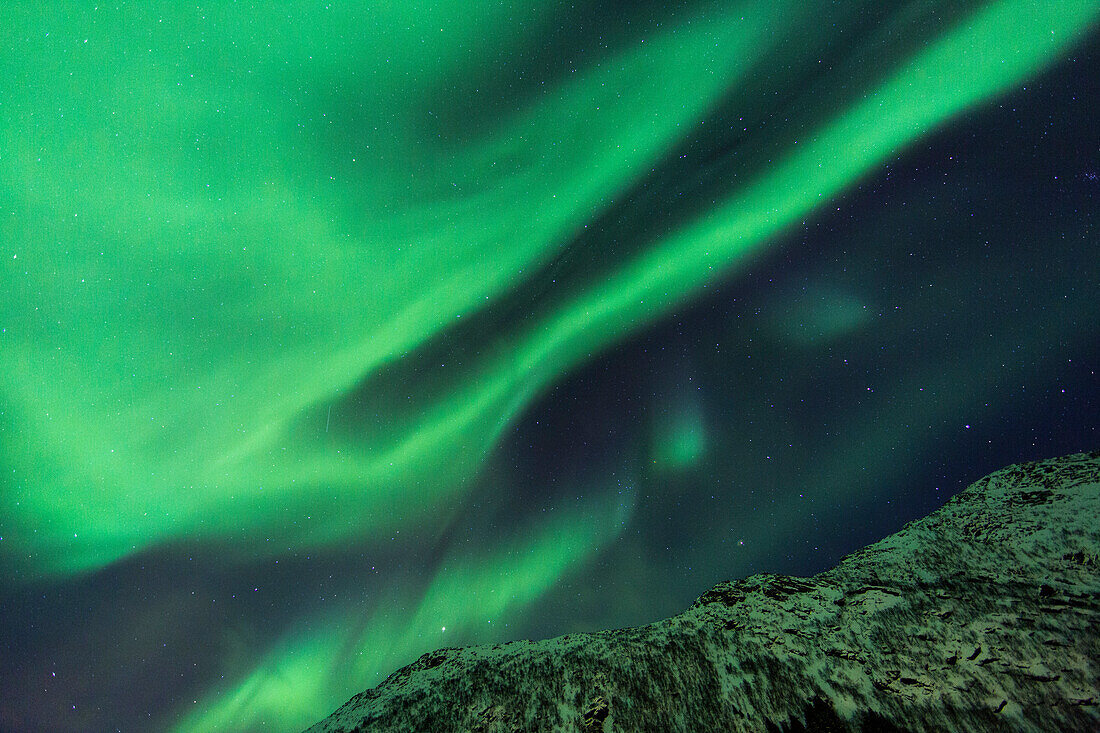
[{"xmin": 1, "ymin": 3, "xmax": 1098, "ymax": 731}]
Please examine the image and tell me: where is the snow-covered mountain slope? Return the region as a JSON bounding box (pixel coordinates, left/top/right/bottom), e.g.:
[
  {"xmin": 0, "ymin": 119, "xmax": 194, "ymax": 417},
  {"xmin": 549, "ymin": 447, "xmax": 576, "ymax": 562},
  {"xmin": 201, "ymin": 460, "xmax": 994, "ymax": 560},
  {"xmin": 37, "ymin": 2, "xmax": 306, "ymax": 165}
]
[{"xmin": 305, "ymin": 451, "xmax": 1100, "ymax": 732}]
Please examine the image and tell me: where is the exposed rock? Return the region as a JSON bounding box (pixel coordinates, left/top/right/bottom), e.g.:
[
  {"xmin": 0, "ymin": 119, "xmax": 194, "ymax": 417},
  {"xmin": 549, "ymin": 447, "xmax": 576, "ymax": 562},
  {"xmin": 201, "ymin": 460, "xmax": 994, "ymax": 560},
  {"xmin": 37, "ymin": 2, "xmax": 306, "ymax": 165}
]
[{"xmin": 304, "ymin": 451, "xmax": 1100, "ymax": 732}]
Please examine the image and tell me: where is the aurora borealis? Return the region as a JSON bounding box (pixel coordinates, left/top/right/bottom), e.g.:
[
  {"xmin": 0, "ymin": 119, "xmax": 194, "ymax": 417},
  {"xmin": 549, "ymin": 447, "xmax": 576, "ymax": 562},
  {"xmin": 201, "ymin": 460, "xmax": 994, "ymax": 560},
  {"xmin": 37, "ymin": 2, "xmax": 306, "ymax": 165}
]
[{"xmin": 2, "ymin": 2, "xmax": 1098, "ymax": 731}]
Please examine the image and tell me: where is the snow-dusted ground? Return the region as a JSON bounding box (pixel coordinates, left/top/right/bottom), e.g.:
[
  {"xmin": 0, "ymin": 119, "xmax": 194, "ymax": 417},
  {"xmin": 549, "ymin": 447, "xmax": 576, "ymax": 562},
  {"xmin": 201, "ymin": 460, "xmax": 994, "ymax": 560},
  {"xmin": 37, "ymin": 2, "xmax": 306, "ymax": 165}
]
[{"xmin": 305, "ymin": 451, "xmax": 1100, "ymax": 732}]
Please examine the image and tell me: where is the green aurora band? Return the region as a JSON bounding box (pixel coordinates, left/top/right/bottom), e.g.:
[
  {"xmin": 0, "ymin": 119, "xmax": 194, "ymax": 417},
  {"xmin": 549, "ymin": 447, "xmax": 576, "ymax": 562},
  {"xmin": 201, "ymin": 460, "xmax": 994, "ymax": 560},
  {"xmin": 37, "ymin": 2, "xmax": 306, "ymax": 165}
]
[{"xmin": 2, "ymin": 1, "xmax": 1097, "ymax": 730}]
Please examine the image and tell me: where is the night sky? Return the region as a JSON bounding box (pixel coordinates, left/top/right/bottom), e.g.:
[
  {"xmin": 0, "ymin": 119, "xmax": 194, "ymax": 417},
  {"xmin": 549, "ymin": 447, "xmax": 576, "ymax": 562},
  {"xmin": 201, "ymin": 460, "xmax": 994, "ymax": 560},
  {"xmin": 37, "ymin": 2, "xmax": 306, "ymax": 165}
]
[{"xmin": 2, "ymin": 2, "xmax": 1098, "ymax": 731}]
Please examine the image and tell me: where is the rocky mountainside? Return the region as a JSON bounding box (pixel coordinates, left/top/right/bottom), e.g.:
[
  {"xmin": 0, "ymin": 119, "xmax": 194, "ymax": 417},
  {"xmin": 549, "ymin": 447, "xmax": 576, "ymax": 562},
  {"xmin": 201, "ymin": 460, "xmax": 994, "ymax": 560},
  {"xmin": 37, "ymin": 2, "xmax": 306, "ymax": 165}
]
[{"xmin": 305, "ymin": 451, "xmax": 1100, "ymax": 732}]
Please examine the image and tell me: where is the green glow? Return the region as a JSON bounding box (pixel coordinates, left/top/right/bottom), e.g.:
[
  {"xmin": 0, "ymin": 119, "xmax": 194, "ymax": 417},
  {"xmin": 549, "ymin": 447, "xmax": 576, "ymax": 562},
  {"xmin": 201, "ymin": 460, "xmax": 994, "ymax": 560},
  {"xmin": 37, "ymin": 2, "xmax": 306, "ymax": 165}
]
[
  {"xmin": 171, "ymin": 490, "xmax": 627, "ymax": 732},
  {"xmin": 652, "ymin": 400, "xmax": 708, "ymax": 471},
  {"xmin": 1, "ymin": 2, "xmax": 1097, "ymax": 731},
  {"xmin": 760, "ymin": 284, "xmax": 872, "ymax": 347},
  {"xmin": 4, "ymin": 0, "xmax": 1094, "ymax": 577},
  {"xmin": 1, "ymin": 0, "xmax": 802, "ymax": 575}
]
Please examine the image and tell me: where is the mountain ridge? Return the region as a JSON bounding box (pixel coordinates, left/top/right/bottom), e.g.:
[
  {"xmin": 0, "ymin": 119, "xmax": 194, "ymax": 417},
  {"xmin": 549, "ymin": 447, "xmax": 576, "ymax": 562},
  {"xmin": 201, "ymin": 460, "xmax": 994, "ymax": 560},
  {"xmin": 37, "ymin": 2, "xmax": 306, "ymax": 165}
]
[{"xmin": 305, "ymin": 450, "xmax": 1100, "ymax": 732}]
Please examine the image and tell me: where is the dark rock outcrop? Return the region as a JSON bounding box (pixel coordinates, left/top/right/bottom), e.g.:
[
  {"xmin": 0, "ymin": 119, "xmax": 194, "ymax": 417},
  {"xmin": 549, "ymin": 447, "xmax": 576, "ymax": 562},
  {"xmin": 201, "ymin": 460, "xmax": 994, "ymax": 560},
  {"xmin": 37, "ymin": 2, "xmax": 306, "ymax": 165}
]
[{"xmin": 305, "ymin": 451, "xmax": 1100, "ymax": 732}]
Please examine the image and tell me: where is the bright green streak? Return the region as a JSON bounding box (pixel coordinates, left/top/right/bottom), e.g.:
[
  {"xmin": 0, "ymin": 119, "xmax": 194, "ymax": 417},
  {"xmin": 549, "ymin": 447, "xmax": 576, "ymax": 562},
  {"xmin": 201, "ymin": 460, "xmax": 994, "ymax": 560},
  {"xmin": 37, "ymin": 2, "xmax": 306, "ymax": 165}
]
[
  {"xmin": 172, "ymin": 490, "xmax": 630, "ymax": 732},
  {"xmin": 4, "ymin": 0, "xmax": 1093, "ymax": 578},
  {"xmin": 1, "ymin": 0, "xmax": 798, "ymax": 574},
  {"xmin": 1, "ymin": 2, "xmax": 1097, "ymax": 730}
]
